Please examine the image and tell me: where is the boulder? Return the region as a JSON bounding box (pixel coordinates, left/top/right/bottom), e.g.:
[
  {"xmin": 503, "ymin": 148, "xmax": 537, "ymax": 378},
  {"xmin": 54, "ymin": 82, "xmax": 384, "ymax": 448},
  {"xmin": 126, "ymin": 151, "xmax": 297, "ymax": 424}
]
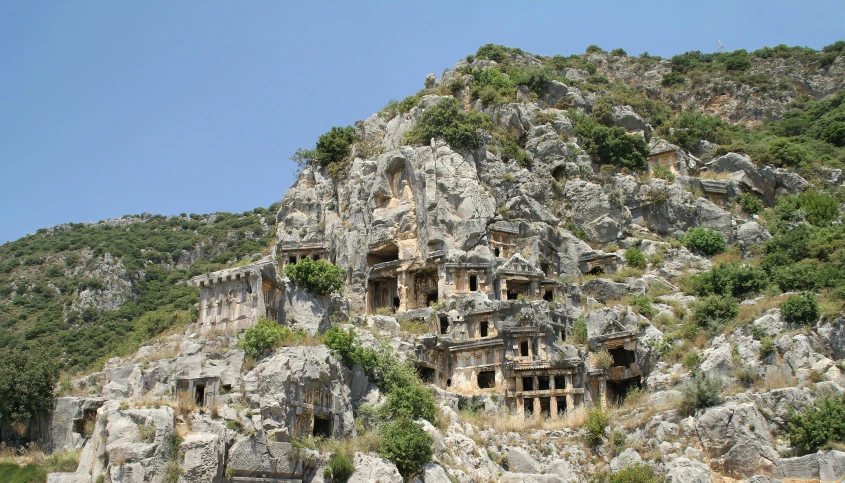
[
  {"xmin": 696, "ymin": 402, "xmax": 779, "ymax": 478},
  {"xmin": 348, "ymin": 452, "xmax": 402, "ymax": 483},
  {"xmin": 178, "ymin": 433, "xmax": 223, "ymax": 483},
  {"xmin": 610, "ymin": 448, "xmax": 642, "ymax": 471},
  {"xmin": 665, "ymin": 457, "xmax": 713, "ymax": 483},
  {"xmin": 504, "ymin": 446, "xmax": 541, "ymax": 474}
]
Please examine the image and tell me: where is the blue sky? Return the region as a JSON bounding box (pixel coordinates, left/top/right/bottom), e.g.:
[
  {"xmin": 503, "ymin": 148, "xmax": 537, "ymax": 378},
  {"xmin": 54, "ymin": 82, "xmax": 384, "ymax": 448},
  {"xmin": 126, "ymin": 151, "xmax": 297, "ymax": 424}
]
[{"xmin": 1, "ymin": 1, "xmax": 843, "ymax": 243}]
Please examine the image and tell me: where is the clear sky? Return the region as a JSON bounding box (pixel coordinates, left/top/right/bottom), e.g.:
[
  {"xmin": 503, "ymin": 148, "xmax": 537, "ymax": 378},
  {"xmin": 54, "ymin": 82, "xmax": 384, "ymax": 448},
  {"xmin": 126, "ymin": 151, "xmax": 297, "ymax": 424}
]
[{"xmin": 1, "ymin": 1, "xmax": 843, "ymax": 243}]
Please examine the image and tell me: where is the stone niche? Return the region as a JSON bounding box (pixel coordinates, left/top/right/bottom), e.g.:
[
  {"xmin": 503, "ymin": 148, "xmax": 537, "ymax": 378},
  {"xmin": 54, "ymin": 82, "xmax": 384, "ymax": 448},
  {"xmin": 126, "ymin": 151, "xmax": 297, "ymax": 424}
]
[
  {"xmin": 292, "ymin": 383, "xmax": 338, "ymax": 439},
  {"xmin": 176, "ymin": 376, "xmax": 220, "ymax": 408},
  {"xmin": 409, "ymin": 269, "xmax": 439, "ymax": 309}
]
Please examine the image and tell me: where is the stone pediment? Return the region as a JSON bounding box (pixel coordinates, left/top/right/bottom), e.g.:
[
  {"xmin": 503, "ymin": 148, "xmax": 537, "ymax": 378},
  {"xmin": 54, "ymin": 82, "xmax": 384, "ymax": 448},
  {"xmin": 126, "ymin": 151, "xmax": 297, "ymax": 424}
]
[{"xmin": 495, "ymin": 254, "xmax": 544, "ymax": 278}]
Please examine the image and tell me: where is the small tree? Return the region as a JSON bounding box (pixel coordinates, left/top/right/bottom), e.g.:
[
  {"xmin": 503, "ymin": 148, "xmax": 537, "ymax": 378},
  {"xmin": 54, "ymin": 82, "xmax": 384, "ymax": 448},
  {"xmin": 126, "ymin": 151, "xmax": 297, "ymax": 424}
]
[
  {"xmin": 691, "ymin": 295, "xmax": 738, "ymax": 330},
  {"xmin": 780, "ymin": 292, "xmax": 820, "ymax": 326},
  {"xmin": 379, "ymin": 420, "xmax": 433, "ymax": 477},
  {"xmin": 284, "ymin": 258, "xmax": 345, "ymax": 296},
  {"xmin": 787, "ymin": 395, "xmax": 845, "ymax": 453},
  {"xmin": 679, "ymin": 372, "xmax": 722, "ymax": 416},
  {"xmin": 571, "ymin": 317, "xmax": 588, "ymax": 345},
  {"xmin": 584, "ymin": 408, "xmax": 609, "ymax": 446},
  {"xmin": 404, "ymin": 97, "xmax": 486, "ymax": 151},
  {"xmin": 684, "ymin": 228, "xmax": 726, "ymax": 256},
  {"xmin": 735, "ymin": 193, "xmax": 762, "ymax": 215},
  {"xmin": 242, "ymin": 318, "xmax": 291, "ymax": 357},
  {"xmin": 383, "ymin": 384, "xmax": 437, "ymax": 423},
  {"xmin": 0, "ymin": 351, "xmax": 59, "ymax": 427},
  {"xmin": 624, "ymin": 248, "xmax": 647, "ymax": 269}
]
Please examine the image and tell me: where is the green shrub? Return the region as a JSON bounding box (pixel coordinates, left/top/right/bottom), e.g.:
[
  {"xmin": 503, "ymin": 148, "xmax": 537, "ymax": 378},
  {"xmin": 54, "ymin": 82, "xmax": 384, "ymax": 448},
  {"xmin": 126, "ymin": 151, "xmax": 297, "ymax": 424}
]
[
  {"xmin": 720, "ymin": 49, "xmax": 751, "ymax": 71},
  {"xmin": 624, "ymin": 248, "xmax": 647, "ymax": 269},
  {"xmin": 691, "ymin": 295, "xmax": 738, "ymax": 329},
  {"xmin": 735, "ymin": 193, "xmax": 763, "ymax": 215},
  {"xmin": 787, "ymin": 394, "xmax": 845, "ymax": 452},
  {"xmin": 584, "ymin": 408, "xmax": 609, "ymax": 446},
  {"xmin": 0, "ymin": 350, "xmax": 58, "ymax": 426},
  {"xmin": 679, "ymin": 372, "xmax": 722, "ymax": 416},
  {"xmin": 405, "ymin": 97, "xmax": 486, "ymax": 151},
  {"xmin": 691, "ymin": 262, "xmax": 767, "ymax": 298},
  {"xmin": 383, "ymin": 384, "xmax": 437, "ymax": 423},
  {"xmin": 684, "ymin": 228, "xmax": 726, "ymax": 256},
  {"xmin": 780, "ymin": 292, "xmax": 820, "ymax": 326},
  {"xmin": 0, "ymin": 463, "xmax": 47, "ymax": 483},
  {"xmin": 379, "ymin": 420, "xmax": 433, "ymax": 477},
  {"xmin": 650, "ymin": 164, "xmax": 676, "ymax": 182},
  {"xmin": 500, "ymin": 136, "xmax": 531, "ymax": 168},
  {"xmin": 284, "ymin": 257, "xmax": 345, "ymax": 296},
  {"xmin": 242, "ymin": 318, "xmax": 292, "ymax": 358},
  {"xmin": 800, "ymin": 190, "xmax": 840, "ymax": 227},
  {"xmin": 610, "ymin": 48, "xmax": 627, "ymax": 57},
  {"xmin": 571, "ymin": 317, "xmax": 588, "ymax": 345},
  {"xmin": 573, "ymin": 114, "xmax": 649, "ymax": 172},
  {"xmin": 586, "ymin": 45, "xmax": 603, "ymax": 54},
  {"xmin": 759, "ymin": 337, "xmax": 776, "ymax": 358},
  {"xmin": 324, "ymin": 452, "xmax": 355, "ymax": 483},
  {"xmin": 629, "ymin": 295, "xmax": 654, "ymax": 318},
  {"xmin": 324, "ymin": 327, "xmax": 416, "ymax": 392},
  {"xmin": 138, "ymin": 421, "xmax": 156, "ymax": 443},
  {"xmin": 661, "ymin": 71, "xmax": 686, "ymax": 87},
  {"xmin": 606, "ymin": 463, "xmax": 660, "ymax": 483},
  {"xmin": 682, "ymin": 352, "xmax": 701, "ymax": 369}
]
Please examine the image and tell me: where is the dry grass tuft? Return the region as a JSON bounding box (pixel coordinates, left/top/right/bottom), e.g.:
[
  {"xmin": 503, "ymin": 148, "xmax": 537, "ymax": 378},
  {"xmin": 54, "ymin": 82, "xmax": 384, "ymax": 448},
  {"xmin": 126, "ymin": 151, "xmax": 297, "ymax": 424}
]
[
  {"xmin": 736, "ymin": 294, "xmax": 789, "ymax": 326},
  {"xmin": 459, "ymin": 406, "xmax": 590, "ymax": 434},
  {"xmin": 0, "ymin": 444, "xmax": 80, "ymax": 473}
]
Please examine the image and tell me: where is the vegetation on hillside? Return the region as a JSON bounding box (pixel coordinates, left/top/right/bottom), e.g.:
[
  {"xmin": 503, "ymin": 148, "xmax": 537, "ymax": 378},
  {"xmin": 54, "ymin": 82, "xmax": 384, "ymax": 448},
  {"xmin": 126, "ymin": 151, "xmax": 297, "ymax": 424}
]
[{"xmin": 0, "ymin": 207, "xmax": 278, "ymax": 372}]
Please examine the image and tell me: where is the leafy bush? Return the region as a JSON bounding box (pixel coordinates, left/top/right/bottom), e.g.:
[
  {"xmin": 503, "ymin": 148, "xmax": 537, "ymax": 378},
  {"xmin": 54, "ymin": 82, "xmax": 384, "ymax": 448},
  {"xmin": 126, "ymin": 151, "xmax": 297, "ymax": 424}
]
[
  {"xmin": 629, "ymin": 295, "xmax": 654, "ymax": 318},
  {"xmin": 379, "ymin": 420, "xmax": 433, "ymax": 477},
  {"xmin": 383, "ymin": 384, "xmax": 437, "ymax": 423},
  {"xmin": 284, "ymin": 257, "xmax": 345, "ymax": 296},
  {"xmin": 780, "ymin": 292, "xmax": 820, "ymax": 326},
  {"xmin": 584, "ymin": 408, "xmax": 609, "ymax": 446},
  {"xmin": 624, "ymin": 248, "xmax": 647, "ymax": 269},
  {"xmin": 405, "ymin": 97, "xmax": 486, "ymax": 151},
  {"xmin": 691, "ymin": 262, "xmax": 767, "ymax": 298},
  {"xmin": 759, "ymin": 337, "xmax": 776, "ymax": 358},
  {"xmin": 682, "ymin": 352, "xmax": 701, "ymax": 369},
  {"xmin": 799, "ymin": 190, "xmax": 840, "ymax": 227},
  {"xmin": 324, "ymin": 452, "xmax": 355, "ymax": 483},
  {"xmin": 684, "ymin": 228, "xmax": 726, "ymax": 256},
  {"xmin": 575, "ymin": 120, "xmax": 649, "ymax": 172},
  {"xmin": 586, "ymin": 45, "xmax": 603, "ymax": 54},
  {"xmin": 720, "ymin": 49, "xmax": 751, "ymax": 71},
  {"xmin": 242, "ymin": 318, "xmax": 292, "ymax": 358},
  {"xmin": 662, "ymin": 110, "xmax": 737, "ymax": 151},
  {"xmin": 735, "ymin": 193, "xmax": 763, "ymax": 215},
  {"xmin": 787, "ymin": 394, "xmax": 845, "ymax": 452},
  {"xmin": 571, "ymin": 317, "xmax": 588, "ymax": 345},
  {"xmin": 691, "ymin": 295, "xmax": 738, "ymax": 329},
  {"xmin": 606, "ymin": 463, "xmax": 660, "ymax": 483},
  {"xmin": 661, "ymin": 71, "xmax": 685, "ymax": 87},
  {"xmin": 324, "ymin": 327, "xmax": 416, "ymax": 392},
  {"xmin": 500, "ymin": 136, "xmax": 531, "ymax": 167},
  {"xmin": 679, "ymin": 372, "xmax": 722, "ymax": 415},
  {"xmin": 0, "ymin": 350, "xmax": 58, "ymax": 426},
  {"xmin": 650, "ymin": 164, "xmax": 675, "ymax": 182},
  {"xmin": 610, "ymin": 48, "xmax": 627, "ymax": 57}
]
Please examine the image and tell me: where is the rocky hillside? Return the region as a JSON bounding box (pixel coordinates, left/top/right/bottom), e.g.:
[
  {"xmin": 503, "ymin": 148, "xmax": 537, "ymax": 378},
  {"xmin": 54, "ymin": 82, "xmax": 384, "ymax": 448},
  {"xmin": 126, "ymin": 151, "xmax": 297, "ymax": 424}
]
[{"xmin": 4, "ymin": 42, "xmax": 845, "ymax": 483}]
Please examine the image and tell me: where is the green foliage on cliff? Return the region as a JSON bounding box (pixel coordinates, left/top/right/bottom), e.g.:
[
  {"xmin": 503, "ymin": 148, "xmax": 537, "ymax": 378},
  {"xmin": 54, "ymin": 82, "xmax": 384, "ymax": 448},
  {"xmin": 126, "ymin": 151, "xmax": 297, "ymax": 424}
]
[
  {"xmin": 0, "ymin": 206, "xmax": 277, "ymax": 372},
  {"xmin": 405, "ymin": 97, "xmax": 487, "ymax": 150},
  {"xmin": 787, "ymin": 394, "xmax": 845, "ymax": 452},
  {"xmin": 0, "ymin": 350, "xmax": 58, "ymax": 425},
  {"xmin": 283, "ymin": 257, "xmax": 345, "ymax": 296}
]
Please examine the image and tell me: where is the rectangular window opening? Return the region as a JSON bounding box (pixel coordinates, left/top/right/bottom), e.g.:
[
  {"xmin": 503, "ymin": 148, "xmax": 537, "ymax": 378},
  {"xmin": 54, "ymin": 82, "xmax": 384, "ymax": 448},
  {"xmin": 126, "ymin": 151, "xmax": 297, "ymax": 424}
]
[
  {"xmin": 469, "ymin": 275, "xmax": 478, "ymax": 292},
  {"xmin": 524, "ymin": 397, "xmax": 534, "ymax": 416},
  {"xmin": 556, "ymin": 396, "xmax": 567, "ymax": 416},
  {"xmin": 480, "ymin": 321, "xmax": 489, "ymax": 338},
  {"xmin": 520, "ymin": 340, "xmax": 529, "ymax": 357},
  {"xmin": 538, "ymin": 376, "xmax": 550, "ymax": 391},
  {"xmin": 554, "ymin": 375, "xmax": 566, "ymax": 390},
  {"xmin": 477, "ymin": 371, "xmax": 495, "ymax": 389},
  {"xmin": 195, "ymin": 385, "xmax": 206, "ymax": 407},
  {"xmin": 439, "ymin": 315, "xmax": 449, "ymax": 335},
  {"xmin": 522, "ymin": 377, "xmax": 534, "ymax": 391},
  {"xmin": 313, "ymin": 416, "xmax": 332, "ymax": 438}
]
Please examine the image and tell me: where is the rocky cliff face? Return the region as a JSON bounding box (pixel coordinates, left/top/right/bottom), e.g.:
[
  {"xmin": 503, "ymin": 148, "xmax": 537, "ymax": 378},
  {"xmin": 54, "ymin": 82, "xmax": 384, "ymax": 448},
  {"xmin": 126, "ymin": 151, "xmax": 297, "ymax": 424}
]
[{"xmin": 41, "ymin": 44, "xmax": 845, "ymax": 483}]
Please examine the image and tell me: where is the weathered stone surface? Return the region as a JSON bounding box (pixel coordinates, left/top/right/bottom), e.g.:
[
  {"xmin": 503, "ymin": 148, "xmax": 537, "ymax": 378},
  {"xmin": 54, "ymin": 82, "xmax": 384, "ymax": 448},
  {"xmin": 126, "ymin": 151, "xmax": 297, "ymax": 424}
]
[
  {"xmin": 505, "ymin": 446, "xmax": 541, "ymax": 474},
  {"xmin": 348, "ymin": 452, "xmax": 402, "ymax": 483},
  {"xmin": 665, "ymin": 457, "xmax": 713, "ymax": 483},
  {"xmin": 696, "ymin": 403, "xmax": 778, "ymax": 478},
  {"xmin": 178, "ymin": 433, "xmax": 223, "ymax": 483}
]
